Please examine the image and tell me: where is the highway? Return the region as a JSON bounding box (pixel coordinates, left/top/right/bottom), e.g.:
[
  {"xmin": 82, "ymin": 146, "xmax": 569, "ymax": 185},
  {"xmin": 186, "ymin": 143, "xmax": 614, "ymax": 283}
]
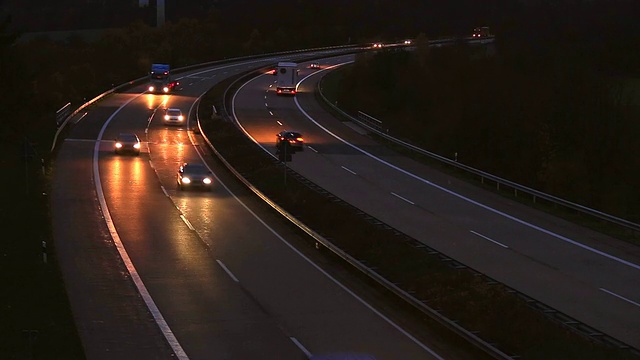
[
  {"xmin": 50, "ymin": 51, "xmax": 483, "ymax": 360},
  {"xmin": 230, "ymin": 54, "xmax": 640, "ymax": 350}
]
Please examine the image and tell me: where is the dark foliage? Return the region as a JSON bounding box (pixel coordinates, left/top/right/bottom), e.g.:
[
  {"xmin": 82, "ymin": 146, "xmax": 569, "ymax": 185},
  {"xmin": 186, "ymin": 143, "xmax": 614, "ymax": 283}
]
[{"xmin": 333, "ymin": 1, "xmax": 640, "ymax": 221}]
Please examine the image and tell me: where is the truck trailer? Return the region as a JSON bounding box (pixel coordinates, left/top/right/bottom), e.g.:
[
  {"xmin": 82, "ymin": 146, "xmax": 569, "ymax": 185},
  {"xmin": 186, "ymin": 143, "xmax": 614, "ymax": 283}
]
[{"xmin": 275, "ymin": 62, "xmax": 298, "ymax": 95}]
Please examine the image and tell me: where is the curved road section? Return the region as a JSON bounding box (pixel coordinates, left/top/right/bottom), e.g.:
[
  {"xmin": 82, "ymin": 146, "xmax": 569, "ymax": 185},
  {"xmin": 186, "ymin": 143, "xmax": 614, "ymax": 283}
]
[
  {"xmin": 51, "ymin": 51, "xmax": 477, "ymax": 359},
  {"xmin": 231, "ymin": 55, "xmax": 640, "ymax": 350}
]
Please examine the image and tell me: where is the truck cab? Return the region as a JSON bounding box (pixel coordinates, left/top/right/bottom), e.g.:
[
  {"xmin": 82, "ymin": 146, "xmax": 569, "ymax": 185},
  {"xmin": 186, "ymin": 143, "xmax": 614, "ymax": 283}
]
[{"xmin": 148, "ymin": 63, "xmax": 178, "ymax": 93}]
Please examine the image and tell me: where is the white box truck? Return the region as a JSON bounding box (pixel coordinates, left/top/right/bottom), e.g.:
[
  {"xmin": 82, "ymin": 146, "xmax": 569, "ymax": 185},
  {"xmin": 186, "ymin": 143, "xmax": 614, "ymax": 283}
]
[{"xmin": 276, "ymin": 62, "xmax": 298, "ymax": 95}]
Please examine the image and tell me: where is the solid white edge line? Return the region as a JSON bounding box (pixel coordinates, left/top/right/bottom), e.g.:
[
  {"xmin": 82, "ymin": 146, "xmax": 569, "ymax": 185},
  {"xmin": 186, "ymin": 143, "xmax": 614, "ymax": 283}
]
[
  {"xmin": 216, "ymin": 260, "xmax": 240, "ymax": 283},
  {"xmin": 290, "ymin": 337, "xmax": 312, "ymax": 358},
  {"xmin": 161, "ymin": 186, "xmax": 169, "ymax": 197},
  {"xmin": 94, "ymin": 95, "xmax": 189, "ymax": 359},
  {"xmin": 470, "ymin": 230, "xmax": 510, "ymax": 249},
  {"xmin": 600, "ymin": 288, "xmax": 640, "ymax": 308},
  {"xmin": 293, "ymin": 73, "xmax": 640, "ymax": 272}
]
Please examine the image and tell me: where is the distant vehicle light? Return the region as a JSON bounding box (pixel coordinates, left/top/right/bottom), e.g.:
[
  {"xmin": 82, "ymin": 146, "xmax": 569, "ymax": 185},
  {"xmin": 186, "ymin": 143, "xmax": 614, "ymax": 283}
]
[
  {"xmin": 404, "ymin": 40, "xmax": 412, "ymax": 44},
  {"xmin": 163, "ymin": 87, "xmax": 169, "ymax": 93},
  {"xmin": 148, "ymin": 86, "xmax": 155, "ymax": 92}
]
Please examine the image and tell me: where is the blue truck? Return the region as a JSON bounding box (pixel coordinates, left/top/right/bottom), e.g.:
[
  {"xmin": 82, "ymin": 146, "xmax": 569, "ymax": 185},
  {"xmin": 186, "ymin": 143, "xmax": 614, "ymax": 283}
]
[{"xmin": 148, "ymin": 63, "xmax": 179, "ymax": 93}]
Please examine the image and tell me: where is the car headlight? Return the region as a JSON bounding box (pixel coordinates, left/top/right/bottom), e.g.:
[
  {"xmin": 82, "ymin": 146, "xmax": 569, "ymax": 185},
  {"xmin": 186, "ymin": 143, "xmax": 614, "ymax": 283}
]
[
  {"xmin": 134, "ymin": 143, "xmax": 141, "ymax": 149},
  {"xmin": 148, "ymin": 86, "xmax": 155, "ymax": 92},
  {"xmin": 115, "ymin": 142, "xmax": 122, "ymax": 148},
  {"xmin": 203, "ymin": 178, "xmax": 212, "ymax": 185},
  {"xmin": 164, "ymin": 115, "xmax": 170, "ymax": 120},
  {"xmin": 182, "ymin": 177, "xmax": 191, "ymax": 184},
  {"xmin": 163, "ymin": 87, "xmax": 169, "ymax": 93},
  {"xmin": 178, "ymin": 115, "xmax": 184, "ymax": 121}
]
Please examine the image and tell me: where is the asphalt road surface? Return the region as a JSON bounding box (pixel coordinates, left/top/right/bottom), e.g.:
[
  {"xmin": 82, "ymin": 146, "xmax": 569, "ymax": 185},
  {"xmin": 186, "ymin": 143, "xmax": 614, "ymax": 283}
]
[
  {"xmin": 51, "ymin": 51, "xmax": 485, "ymax": 360},
  {"xmin": 231, "ymin": 54, "xmax": 640, "ymax": 351}
]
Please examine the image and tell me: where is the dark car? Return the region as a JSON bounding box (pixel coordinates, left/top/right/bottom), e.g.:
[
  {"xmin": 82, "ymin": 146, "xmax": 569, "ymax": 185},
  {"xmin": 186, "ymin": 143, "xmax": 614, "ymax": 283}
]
[
  {"xmin": 114, "ymin": 133, "xmax": 141, "ymax": 155},
  {"xmin": 276, "ymin": 130, "xmax": 304, "ymax": 152},
  {"xmin": 176, "ymin": 162, "xmax": 213, "ymax": 190}
]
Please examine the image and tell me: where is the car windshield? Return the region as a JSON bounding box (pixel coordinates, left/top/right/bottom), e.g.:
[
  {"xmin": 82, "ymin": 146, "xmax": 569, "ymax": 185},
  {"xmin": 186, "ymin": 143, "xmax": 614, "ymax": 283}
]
[
  {"xmin": 118, "ymin": 134, "xmax": 137, "ymax": 142},
  {"xmin": 167, "ymin": 109, "xmax": 181, "ymax": 116},
  {"xmin": 183, "ymin": 164, "xmax": 209, "ymax": 174}
]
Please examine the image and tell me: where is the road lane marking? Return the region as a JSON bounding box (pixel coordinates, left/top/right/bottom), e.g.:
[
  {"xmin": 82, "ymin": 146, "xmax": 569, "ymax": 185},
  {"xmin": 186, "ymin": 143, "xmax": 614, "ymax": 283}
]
[
  {"xmin": 72, "ymin": 112, "xmax": 88, "ymax": 125},
  {"xmin": 470, "ymin": 230, "xmax": 509, "ymax": 249},
  {"xmin": 269, "ymin": 111, "xmax": 274, "ymax": 116},
  {"xmin": 161, "ymin": 186, "xmax": 169, "ymax": 197},
  {"xmin": 391, "ymin": 192, "xmax": 415, "ymax": 205},
  {"xmin": 180, "ymin": 214, "xmax": 195, "ymax": 231},
  {"xmin": 94, "ymin": 96, "xmax": 189, "ymax": 360},
  {"xmin": 341, "ymin": 166, "xmax": 356, "ymax": 175},
  {"xmin": 87, "ymin": 57, "xmax": 313, "ymax": 359},
  {"xmin": 216, "ymin": 260, "xmax": 239, "ymax": 282},
  {"xmin": 276, "ymin": 121, "xmax": 283, "ymax": 126},
  {"xmin": 600, "ymin": 288, "xmax": 640, "ymax": 307},
  {"xmin": 290, "ymin": 337, "xmax": 311, "ymax": 358},
  {"xmin": 293, "ymin": 85, "xmax": 640, "ymax": 272},
  {"xmin": 307, "ymin": 146, "xmax": 318, "ymax": 153}
]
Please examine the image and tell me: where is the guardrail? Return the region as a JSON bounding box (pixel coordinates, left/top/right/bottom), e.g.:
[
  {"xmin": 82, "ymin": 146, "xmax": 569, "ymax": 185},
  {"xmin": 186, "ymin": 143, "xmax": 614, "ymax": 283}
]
[
  {"xmin": 49, "ymin": 43, "xmax": 366, "ymax": 153},
  {"xmin": 201, "ymin": 66, "xmax": 515, "ymax": 360},
  {"xmin": 317, "ymin": 74, "xmax": 640, "ymax": 234}
]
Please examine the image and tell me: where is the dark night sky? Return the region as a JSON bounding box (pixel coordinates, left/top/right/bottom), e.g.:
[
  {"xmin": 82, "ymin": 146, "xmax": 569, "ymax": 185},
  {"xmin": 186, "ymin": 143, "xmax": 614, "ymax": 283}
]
[{"xmin": 1, "ymin": 0, "xmax": 638, "ymax": 51}]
